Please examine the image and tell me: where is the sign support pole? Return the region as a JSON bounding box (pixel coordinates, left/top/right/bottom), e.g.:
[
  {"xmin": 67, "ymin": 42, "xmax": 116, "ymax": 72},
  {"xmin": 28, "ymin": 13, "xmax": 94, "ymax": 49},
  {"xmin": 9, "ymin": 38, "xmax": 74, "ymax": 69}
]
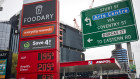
[
  {"xmin": 127, "ymin": 42, "xmax": 135, "ymax": 79},
  {"xmin": 100, "ymin": 66, "xmax": 103, "ymax": 79},
  {"xmin": 62, "ymin": 68, "xmax": 65, "ymax": 79}
]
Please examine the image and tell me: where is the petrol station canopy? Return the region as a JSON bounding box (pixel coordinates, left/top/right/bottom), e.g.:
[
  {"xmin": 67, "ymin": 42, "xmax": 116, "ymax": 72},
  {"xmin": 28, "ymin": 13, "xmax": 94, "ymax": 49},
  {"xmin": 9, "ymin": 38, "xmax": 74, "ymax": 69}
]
[{"xmin": 60, "ymin": 58, "xmax": 121, "ymax": 73}]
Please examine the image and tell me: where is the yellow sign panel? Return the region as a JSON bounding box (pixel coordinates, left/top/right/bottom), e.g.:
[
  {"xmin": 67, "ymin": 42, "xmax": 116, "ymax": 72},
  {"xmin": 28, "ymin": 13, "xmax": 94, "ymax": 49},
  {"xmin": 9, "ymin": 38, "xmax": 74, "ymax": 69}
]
[{"xmin": 0, "ymin": 75, "xmax": 5, "ymax": 79}]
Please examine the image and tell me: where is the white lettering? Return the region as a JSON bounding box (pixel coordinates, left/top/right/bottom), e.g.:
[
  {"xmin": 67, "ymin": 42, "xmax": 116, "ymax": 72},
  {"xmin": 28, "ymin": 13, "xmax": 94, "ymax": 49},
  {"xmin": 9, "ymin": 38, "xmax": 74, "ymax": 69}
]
[
  {"xmin": 21, "ymin": 56, "xmax": 26, "ymax": 60},
  {"xmin": 32, "ymin": 16, "xmax": 36, "ymax": 22},
  {"xmin": 103, "ymin": 36, "xmax": 124, "ymax": 43},
  {"xmin": 100, "ymin": 6, "xmax": 113, "ymax": 13},
  {"xmin": 50, "ymin": 14, "xmax": 54, "ymax": 19},
  {"xmin": 20, "ymin": 65, "xmax": 30, "ymax": 71},
  {"xmin": 33, "ymin": 41, "xmax": 44, "ymax": 46},
  {"xmin": 45, "ymin": 40, "xmax": 51, "ymax": 45},
  {"xmin": 32, "ymin": 40, "xmax": 51, "ymax": 46},
  {"xmin": 27, "ymin": 17, "xmax": 31, "ymax": 23},
  {"xmin": 23, "ymin": 14, "xmax": 54, "ymax": 24},
  {"xmin": 0, "ymin": 53, "xmax": 7, "ymax": 57},
  {"xmin": 96, "ymin": 60, "xmax": 111, "ymax": 64},
  {"xmin": 107, "ymin": 18, "xmax": 115, "ymax": 23},
  {"xmin": 97, "ymin": 22, "xmax": 120, "ymax": 30}
]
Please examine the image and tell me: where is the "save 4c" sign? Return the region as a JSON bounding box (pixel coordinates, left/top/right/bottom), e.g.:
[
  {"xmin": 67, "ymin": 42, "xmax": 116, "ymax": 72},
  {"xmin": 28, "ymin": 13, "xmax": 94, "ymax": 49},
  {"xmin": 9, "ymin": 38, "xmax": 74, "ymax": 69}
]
[{"xmin": 20, "ymin": 37, "xmax": 56, "ymax": 52}]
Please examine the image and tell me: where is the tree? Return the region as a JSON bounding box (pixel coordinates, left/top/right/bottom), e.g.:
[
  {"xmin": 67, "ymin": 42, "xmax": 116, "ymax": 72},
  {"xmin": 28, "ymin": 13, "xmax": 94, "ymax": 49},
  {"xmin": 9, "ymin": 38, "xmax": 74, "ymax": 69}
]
[{"xmin": 11, "ymin": 53, "xmax": 18, "ymax": 78}]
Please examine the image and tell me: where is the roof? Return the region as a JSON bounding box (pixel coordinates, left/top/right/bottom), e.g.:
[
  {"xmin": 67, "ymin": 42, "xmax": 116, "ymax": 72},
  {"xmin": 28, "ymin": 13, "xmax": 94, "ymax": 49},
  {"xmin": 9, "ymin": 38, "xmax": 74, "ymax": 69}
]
[{"xmin": 60, "ymin": 58, "xmax": 121, "ymax": 73}]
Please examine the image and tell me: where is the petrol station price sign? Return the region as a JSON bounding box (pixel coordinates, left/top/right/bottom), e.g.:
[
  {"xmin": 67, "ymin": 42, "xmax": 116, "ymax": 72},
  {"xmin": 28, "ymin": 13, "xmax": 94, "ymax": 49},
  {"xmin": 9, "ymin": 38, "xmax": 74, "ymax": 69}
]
[
  {"xmin": 81, "ymin": 0, "xmax": 139, "ymax": 48},
  {"xmin": 17, "ymin": 0, "xmax": 59, "ymax": 78}
]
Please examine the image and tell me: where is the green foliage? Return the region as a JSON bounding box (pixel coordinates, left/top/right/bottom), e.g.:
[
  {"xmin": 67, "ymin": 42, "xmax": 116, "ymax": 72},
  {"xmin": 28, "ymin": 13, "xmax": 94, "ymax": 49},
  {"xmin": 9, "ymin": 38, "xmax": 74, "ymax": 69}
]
[{"xmin": 11, "ymin": 53, "xmax": 18, "ymax": 77}]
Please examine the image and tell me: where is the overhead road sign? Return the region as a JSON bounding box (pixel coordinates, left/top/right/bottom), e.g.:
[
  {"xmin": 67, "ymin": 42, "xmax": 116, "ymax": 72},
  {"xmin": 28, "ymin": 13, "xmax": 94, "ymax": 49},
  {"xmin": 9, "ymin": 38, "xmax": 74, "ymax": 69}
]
[{"xmin": 81, "ymin": 0, "xmax": 139, "ymax": 48}]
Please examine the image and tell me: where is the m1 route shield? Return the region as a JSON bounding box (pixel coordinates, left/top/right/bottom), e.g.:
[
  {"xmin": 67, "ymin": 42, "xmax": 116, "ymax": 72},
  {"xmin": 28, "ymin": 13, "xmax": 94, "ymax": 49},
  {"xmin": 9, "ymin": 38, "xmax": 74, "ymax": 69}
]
[{"xmin": 81, "ymin": 0, "xmax": 139, "ymax": 48}]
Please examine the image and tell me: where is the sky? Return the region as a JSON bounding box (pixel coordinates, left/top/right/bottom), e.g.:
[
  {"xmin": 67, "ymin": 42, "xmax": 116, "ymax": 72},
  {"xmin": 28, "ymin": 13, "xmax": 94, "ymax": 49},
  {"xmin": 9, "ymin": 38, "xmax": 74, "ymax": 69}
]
[{"xmin": 0, "ymin": 0, "xmax": 140, "ymax": 77}]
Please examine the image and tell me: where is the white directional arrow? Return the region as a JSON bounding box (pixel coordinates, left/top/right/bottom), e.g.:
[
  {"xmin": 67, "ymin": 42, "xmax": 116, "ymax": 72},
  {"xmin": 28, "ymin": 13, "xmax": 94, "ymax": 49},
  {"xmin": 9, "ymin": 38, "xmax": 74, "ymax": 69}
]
[
  {"xmin": 85, "ymin": 17, "xmax": 92, "ymax": 27},
  {"xmin": 87, "ymin": 38, "xmax": 93, "ymax": 43}
]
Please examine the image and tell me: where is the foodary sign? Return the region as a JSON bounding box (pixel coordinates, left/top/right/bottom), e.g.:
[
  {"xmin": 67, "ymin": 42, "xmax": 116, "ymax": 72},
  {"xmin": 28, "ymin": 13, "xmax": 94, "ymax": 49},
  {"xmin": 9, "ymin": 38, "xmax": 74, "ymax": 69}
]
[
  {"xmin": 81, "ymin": 0, "xmax": 139, "ymax": 48},
  {"xmin": 22, "ymin": 0, "xmax": 57, "ymax": 26}
]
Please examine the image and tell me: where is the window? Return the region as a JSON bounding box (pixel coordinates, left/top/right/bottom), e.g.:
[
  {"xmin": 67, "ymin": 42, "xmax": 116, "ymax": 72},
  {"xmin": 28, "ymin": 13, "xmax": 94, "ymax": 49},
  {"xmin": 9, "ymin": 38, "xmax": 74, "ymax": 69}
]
[
  {"xmin": 0, "ymin": 23, "xmax": 11, "ymax": 50},
  {"xmin": 0, "ymin": 25, "xmax": 3, "ymax": 31}
]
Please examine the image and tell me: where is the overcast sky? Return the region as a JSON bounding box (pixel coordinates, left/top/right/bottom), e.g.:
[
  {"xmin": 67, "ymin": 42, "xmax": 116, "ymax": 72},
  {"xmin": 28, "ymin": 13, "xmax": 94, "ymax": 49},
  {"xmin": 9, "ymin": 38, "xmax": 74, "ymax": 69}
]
[{"xmin": 0, "ymin": 0, "xmax": 140, "ymax": 77}]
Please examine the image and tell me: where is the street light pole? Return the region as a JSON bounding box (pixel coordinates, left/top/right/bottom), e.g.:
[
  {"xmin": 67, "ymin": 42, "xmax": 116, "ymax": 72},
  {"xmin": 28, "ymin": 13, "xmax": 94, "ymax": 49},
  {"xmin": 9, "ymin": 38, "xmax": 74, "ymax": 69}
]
[{"xmin": 127, "ymin": 42, "xmax": 135, "ymax": 79}]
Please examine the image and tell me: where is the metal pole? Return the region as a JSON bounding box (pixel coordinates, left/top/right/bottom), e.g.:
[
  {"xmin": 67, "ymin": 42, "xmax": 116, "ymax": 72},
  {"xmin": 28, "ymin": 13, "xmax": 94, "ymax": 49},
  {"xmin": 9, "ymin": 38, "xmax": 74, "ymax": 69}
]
[
  {"xmin": 107, "ymin": 71, "xmax": 109, "ymax": 79},
  {"xmin": 100, "ymin": 66, "xmax": 103, "ymax": 79},
  {"xmin": 62, "ymin": 68, "xmax": 65, "ymax": 79},
  {"xmin": 127, "ymin": 42, "xmax": 133, "ymax": 65},
  {"xmin": 75, "ymin": 72, "xmax": 77, "ymax": 79},
  {"xmin": 127, "ymin": 42, "xmax": 135, "ymax": 79}
]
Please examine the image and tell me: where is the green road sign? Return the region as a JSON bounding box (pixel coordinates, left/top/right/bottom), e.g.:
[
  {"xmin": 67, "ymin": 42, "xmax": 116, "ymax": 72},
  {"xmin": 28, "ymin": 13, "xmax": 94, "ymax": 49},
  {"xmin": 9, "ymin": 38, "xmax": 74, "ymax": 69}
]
[{"xmin": 81, "ymin": 0, "xmax": 139, "ymax": 48}]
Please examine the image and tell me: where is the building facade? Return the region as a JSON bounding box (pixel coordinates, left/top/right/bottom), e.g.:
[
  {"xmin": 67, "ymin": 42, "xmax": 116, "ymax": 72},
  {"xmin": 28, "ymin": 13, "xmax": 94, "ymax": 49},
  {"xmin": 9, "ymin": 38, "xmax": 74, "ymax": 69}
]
[
  {"xmin": 0, "ymin": 14, "xmax": 20, "ymax": 53},
  {"xmin": 0, "ymin": 21, "xmax": 11, "ymax": 51},
  {"xmin": 112, "ymin": 44, "xmax": 128, "ymax": 72},
  {"xmin": 9, "ymin": 14, "xmax": 20, "ymax": 53},
  {"xmin": 60, "ymin": 23, "xmax": 85, "ymax": 62},
  {"xmin": 112, "ymin": 44, "xmax": 128, "ymax": 64}
]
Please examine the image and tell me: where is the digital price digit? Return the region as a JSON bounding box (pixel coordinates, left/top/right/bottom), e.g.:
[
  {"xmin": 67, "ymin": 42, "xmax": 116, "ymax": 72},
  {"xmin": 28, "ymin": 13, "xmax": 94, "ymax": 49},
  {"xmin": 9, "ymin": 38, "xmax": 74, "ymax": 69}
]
[
  {"xmin": 38, "ymin": 63, "xmax": 54, "ymax": 72},
  {"xmin": 37, "ymin": 74, "xmax": 54, "ymax": 79},
  {"xmin": 38, "ymin": 52, "xmax": 54, "ymax": 60}
]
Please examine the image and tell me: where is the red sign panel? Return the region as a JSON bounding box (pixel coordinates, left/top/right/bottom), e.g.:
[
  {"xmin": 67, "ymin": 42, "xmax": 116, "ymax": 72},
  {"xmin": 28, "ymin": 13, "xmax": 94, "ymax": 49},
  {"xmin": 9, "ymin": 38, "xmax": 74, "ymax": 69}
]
[
  {"xmin": 17, "ymin": 73, "xmax": 59, "ymax": 79},
  {"xmin": 17, "ymin": 50, "xmax": 59, "ymax": 73},
  {"xmin": 20, "ymin": 23, "xmax": 58, "ymax": 39}
]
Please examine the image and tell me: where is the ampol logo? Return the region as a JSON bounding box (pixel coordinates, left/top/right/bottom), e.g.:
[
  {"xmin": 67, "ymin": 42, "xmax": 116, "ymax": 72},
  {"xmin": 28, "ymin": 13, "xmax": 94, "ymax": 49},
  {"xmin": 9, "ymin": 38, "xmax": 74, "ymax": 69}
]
[
  {"xmin": 88, "ymin": 61, "xmax": 93, "ymax": 65},
  {"xmin": 35, "ymin": 5, "xmax": 43, "ymax": 15},
  {"xmin": 96, "ymin": 60, "xmax": 111, "ymax": 64},
  {"xmin": 24, "ymin": 42, "xmax": 30, "ymax": 48}
]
